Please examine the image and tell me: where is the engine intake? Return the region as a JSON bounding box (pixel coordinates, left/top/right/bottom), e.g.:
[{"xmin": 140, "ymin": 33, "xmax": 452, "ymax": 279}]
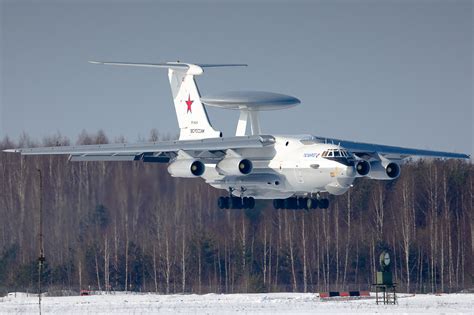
[
  {"xmin": 216, "ymin": 158, "xmax": 253, "ymax": 176},
  {"xmin": 385, "ymin": 162, "xmax": 400, "ymax": 179},
  {"xmin": 367, "ymin": 161, "xmax": 400, "ymax": 180},
  {"xmin": 355, "ymin": 160, "xmax": 370, "ymax": 176},
  {"xmin": 167, "ymin": 159, "xmax": 205, "ymax": 178}
]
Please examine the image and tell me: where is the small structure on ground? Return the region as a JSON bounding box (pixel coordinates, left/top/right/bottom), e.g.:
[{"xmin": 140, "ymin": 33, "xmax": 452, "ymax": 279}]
[{"xmin": 373, "ymin": 250, "xmax": 397, "ymax": 304}]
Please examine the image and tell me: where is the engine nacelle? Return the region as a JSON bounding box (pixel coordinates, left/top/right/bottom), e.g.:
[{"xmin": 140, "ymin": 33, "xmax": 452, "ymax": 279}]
[
  {"xmin": 216, "ymin": 158, "xmax": 253, "ymax": 176},
  {"xmin": 367, "ymin": 161, "xmax": 400, "ymax": 180},
  {"xmin": 167, "ymin": 159, "xmax": 205, "ymax": 178},
  {"xmin": 355, "ymin": 160, "xmax": 371, "ymax": 176}
]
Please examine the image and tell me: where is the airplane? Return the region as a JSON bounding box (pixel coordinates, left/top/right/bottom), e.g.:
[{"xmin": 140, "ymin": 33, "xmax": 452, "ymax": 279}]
[{"xmin": 4, "ymin": 61, "xmax": 470, "ymax": 210}]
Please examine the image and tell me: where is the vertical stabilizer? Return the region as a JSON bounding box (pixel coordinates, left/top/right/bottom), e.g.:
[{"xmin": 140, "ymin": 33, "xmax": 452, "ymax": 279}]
[{"xmin": 167, "ymin": 64, "xmax": 221, "ymax": 140}]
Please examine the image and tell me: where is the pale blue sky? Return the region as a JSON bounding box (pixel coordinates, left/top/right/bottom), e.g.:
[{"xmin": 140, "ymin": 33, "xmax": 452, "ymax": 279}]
[{"xmin": 1, "ymin": 0, "xmax": 472, "ymax": 155}]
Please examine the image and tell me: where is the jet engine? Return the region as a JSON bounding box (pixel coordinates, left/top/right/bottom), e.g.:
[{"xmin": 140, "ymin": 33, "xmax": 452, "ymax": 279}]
[
  {"xmin": 367, "ymin": 161, "xmax": 400, "ymax": 180},
  {"xmin": 355, "ymin": 160, "xmax": 371, "ymax": 176},
  {"xmin": 167, "ymin": 159, "xmax": 205, "ymax": 178},
  {"xmin": 216, "ymin": 158, "xmax": 253, "ymax": 176}
]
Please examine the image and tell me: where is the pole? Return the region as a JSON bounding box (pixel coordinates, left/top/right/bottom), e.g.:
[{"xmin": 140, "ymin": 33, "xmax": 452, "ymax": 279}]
[{"xmin": 37, "ymin": 169, "xmax": 45, "ymax": 315}]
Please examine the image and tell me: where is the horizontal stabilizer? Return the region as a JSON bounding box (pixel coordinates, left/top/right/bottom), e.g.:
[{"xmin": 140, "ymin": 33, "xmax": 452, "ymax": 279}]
[
  {"xmin": 88, "ymin": 61, "xmax": 189, "ymax": 69},
  {"xmin": 89, "ymin": 61, "xmax": 247, "ymax": 70}
]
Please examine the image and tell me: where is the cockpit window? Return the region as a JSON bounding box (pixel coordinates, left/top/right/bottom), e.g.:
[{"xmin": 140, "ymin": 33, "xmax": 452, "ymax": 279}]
[
  {"xmin": 321, "ymin": 148, "xmax": 354, "ymax": 166},
  {"xmin": 322, "ymin": 149, "xmax": 352, "ymax": 158}
]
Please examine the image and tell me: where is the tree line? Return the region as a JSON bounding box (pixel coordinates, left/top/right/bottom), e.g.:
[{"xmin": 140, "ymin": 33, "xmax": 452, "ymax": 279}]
[{"xmin": 0, "ymin": 130, "xmax": 472, "ymax": 295}]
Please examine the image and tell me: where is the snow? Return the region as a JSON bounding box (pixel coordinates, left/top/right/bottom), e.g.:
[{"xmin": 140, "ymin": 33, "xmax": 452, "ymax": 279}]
[{"xmin": 0, "ymin": 292, "xmax": 473, "ymax": 314}]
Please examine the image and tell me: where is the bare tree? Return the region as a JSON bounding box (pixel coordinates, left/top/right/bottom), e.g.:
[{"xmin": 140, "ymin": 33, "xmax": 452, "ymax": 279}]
[
  {"xmin": 301, "ymin": 212, "xmax": 308, "ymax": 293},
  {"xmin": 342, "ymin": 191, "xmax": 352, "ymax": 289},
  {"xmin": 400, "ymin": 176, "xmax": 416, "ymax": 293}
]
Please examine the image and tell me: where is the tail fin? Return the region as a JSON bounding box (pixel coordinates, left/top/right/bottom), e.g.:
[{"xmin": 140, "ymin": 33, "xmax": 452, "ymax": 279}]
[
  {"xmin": 167, "ymin": 63, "xmax": 220, "ymax": 140},
  {"xmin": 89, "ymin": 61, "xmax": 247, "ymax": 140}
]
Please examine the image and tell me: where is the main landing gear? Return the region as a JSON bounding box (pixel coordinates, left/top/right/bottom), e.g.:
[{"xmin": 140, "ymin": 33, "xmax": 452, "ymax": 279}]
[
  {"xmin": 272, "ymin": 197, "xmax": 329, "ymax": 210},
  {"xmin": 218, "ymin": 196, "xmax": 256, "ymax": 210},
  {"xmin": 217, "ymin": 188, "xmax": 329, "ymax": 211}
]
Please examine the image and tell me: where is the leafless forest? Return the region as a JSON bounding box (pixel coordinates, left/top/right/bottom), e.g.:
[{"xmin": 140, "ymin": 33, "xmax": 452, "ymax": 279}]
[{"xmin": 0, "ymin": 131, "xmax": 472, "ymax": 295}]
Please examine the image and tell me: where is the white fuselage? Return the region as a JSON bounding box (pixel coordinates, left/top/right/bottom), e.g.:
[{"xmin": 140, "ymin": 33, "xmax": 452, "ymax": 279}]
[{"xmin": 202, "ymin": 135, "xmax": 357, "ymax": 199}]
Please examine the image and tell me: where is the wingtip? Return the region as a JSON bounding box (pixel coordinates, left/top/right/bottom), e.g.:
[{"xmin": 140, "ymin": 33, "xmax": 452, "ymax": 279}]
[
  {"xmin": 88, "ymin": 60, "xmax": 102, "ymax": 65},
  {"xmin": 3, "ymin": 149, "xmax": 18, "ymax": 153}
]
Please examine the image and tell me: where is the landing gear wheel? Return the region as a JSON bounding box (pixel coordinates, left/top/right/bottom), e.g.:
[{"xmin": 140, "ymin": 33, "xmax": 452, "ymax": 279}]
[
  {"xmin": 298, "ymin": 197, "xmax": 311, "ymax": 210},
  {"xmin": 273, "ymin": 199, "xmax": 284, "ymax": 209},
  {"xmin": 242, "ymin": 197, "xmax": 249, "ymax": 209},
  {"xmin": 298, "ymin": 198, "xmax": 309, "ymax": 210},
  {"xmin": 304, "ymin": 198, "xmax": 314, "ymax": 210},
  {"xmin": 218, "ymin": 197, "xmax": 225, "ymax": 209},
  {"xmin": 242, "ymin": 197, "xmax": 255, "ymax": 209},
  {"xmin": 284, "ymin": 197, "xmax": 297, "ymax": 210},
  {"xmin": 218, "ymin": 196, "xmax": 230, "ymax": 209},
  {"xmin": 231, "ymin": 197, "xmax": 243, "ymax": 209},
  {"xmin": 247, "ymin": 197, "xmax": 255, "ymax": 209},
  {"xmin": 307, "ymin": 198, "xmax": 318, "ymax": 210},
  {"xmin": 319, "ymin": 198, "xmax": 329, "ymax": 209}
]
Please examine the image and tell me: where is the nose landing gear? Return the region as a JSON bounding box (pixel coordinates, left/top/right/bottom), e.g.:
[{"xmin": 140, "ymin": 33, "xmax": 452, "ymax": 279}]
[{"xmin": 218, "ymin": 188, "xmax": 256, "ymax": 210}]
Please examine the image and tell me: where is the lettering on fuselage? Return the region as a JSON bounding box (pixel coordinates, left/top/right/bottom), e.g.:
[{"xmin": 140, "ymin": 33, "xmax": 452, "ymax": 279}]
[
  {"xmin": 190, "ymin": 129, "xmax": 205, "ymax": 133},
  {"xmin": 303, "ymin": 153, "xmax": 320, "ymax": 158}
]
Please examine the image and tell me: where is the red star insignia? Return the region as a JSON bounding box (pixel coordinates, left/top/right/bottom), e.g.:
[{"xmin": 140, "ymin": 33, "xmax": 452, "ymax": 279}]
[{"xmin": 185, "ymin": 94, "xmax": 194, "ymax": 113}]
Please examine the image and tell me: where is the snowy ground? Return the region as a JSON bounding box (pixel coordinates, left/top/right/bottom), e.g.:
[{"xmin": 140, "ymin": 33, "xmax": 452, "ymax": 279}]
[{"xmin": 1, "ymin": 291, "xmax": 473, "ymax": 314}]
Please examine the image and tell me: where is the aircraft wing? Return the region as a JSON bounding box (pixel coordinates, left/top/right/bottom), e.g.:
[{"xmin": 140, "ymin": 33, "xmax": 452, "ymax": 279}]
[
  {"xmin": 312, "ymin": 136, "xmax": 470, "ymax": 160},
  {"xmin": 3, "ymin": 135, "xmax": 276, "ymax": 163}
]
